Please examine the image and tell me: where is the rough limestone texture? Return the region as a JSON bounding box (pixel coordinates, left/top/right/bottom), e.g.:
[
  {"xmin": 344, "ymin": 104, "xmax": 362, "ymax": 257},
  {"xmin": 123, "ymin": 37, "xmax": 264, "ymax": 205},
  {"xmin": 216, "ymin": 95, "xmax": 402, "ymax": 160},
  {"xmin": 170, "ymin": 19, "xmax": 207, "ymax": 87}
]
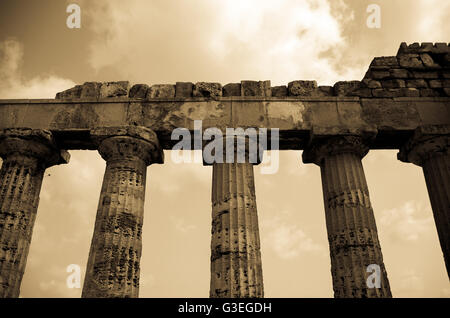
[
  {"xmin": 56, "ymin": 81, "xmax": 129, "ymax": 99},
  {"xmin": 82, "ymin": 126, "xmax": 163, "ymax": 298},
  {"xmin": 193, "ymin": 82, "xmax": 222, "ymax": 98},
  {"xmin": 398, "ymin": 125, "xmax": 450, "ymax": 277},
  {"xmin": 317, "ymin": 86, "xmax": 334, "ymax": 96},
  {"xmin": 175, "ymin": 82, "xmax": 194, "ymax": 98},
  {"xmin": 303, "ymin": 135, "xmax": 392, "ymax": 298},
  {"xmin": 241, "ymin": 81, "xmax": 271, "ymax": 97},
  {"xmin": 333, "ymin": 81, "xmax": 361, "ymax": 96},
  {"xmin": 99, "ymin": 81, "xmax": 130, "ymax": 98},
  {"xmin": 271, "ymin": 85, "xmax": 287, "ymax": 97},
  {"xmin": 288, "ymin": 80, "xmax": 317, "ymax": 96},
  {"xmin": 222, "ymin": 83, "xmax": 241, "ymax": 97},
  {"xmin": 210, "ymin": 162, "xmax": 263, "ymax": 298},
  {"xmin": 55, "ymin": 84, "xmax": 83, "ymax": 99},
  {"xmin": 128, "ymin": 84, "xmax": 149, "ymax": 99},
  {"xmin": 0, "ymin": 129, "xmax": 69, "ymax": 297},
  {"xmin": 362, "ymin": 42, "xmax": 450, "ymax": 97},
  {"xmin": 147, "ymin": 84, "xmax": 175, "ymax": 98}
]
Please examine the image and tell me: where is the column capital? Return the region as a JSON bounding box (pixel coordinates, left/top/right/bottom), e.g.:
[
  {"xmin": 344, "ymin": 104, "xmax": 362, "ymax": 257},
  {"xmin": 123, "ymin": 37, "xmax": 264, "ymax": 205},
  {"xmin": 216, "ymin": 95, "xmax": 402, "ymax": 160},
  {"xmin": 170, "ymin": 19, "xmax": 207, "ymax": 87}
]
[
  {"xmin": 302, "ymin": 127, "xmax": 377, "ymax": 166},
  {"xmin": 92, "ymin": 126, "xmax": 164, "ymax": 165},
  {"xmin": 0, "ymin": 128, "xmax": 70, "ymax": 168},
  {"xmin": 202, "ymin": 134, "xmax": 264, "ymax": 166},
  {"xmin": 398, "ymin": 125, "xmax": 450, "ymax": 167}
]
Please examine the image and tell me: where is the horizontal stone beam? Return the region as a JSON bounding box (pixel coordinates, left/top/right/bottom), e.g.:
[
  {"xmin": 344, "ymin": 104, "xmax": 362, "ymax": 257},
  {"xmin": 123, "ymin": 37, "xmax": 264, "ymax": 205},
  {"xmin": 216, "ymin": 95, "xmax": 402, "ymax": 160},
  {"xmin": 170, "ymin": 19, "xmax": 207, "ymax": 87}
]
[{"xmin": 0, "ymin": 96, "xmax": 449, "ymax": 150}]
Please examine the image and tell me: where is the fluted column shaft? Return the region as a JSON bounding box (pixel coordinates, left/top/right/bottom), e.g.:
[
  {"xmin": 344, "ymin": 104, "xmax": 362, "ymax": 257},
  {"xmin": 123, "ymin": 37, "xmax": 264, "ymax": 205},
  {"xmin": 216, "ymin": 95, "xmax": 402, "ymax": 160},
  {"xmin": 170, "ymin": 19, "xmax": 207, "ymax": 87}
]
[
  {"xmin": 82, "ymin": 127, "xmax": 163, "ymax": 298},
  {"xmin": 303, "ymin": 135, "xmax": 391, "ymax": 298},
  {"xmin": 398, "ymin": 125, "xmax": 450, "ymax": 277},
  {"xmin": 0, "ymin": 129, "xmax": 69, "ymax": 298},
  {"xmin": 207, "ymin": 135, "xmax": 264, "ymax": 298},
  {"xmin": 210, "ymin": 162, "xmax": 263, "ymax": 297},
  {"xmin": 423, "ymin": 155, "xmax": 450, "ymax": 275}
]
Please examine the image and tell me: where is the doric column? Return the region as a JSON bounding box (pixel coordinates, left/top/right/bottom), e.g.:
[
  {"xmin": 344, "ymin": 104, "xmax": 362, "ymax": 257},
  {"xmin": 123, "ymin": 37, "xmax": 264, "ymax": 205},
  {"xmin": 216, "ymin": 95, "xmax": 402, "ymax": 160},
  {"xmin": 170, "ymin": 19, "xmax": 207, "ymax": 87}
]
[
  {"xmin": 0, "ymin": 129, "xmax": 69, "ymax": 298},
  {"xmin": 398, "ymin": 125, "xmax": 449, "ymax": 277},
  {"xmin": 206, "ymin": 135, "xmax": 264, "ymax": 298},
  {"xmin": 303, "ymin": 133, "xmax": 392, "ymax": 298},
  {"xmin": 82, "ymin": 126, "xmax": 163, "ymax": 298}
]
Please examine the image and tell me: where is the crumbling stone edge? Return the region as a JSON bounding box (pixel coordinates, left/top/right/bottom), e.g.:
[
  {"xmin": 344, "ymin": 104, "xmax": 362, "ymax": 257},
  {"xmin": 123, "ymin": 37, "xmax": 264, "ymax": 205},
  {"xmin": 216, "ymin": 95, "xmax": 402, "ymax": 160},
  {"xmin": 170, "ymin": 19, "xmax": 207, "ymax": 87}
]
[{"xmin": 55, "ymin": 42, "xmax": 450, "ymax": 100}]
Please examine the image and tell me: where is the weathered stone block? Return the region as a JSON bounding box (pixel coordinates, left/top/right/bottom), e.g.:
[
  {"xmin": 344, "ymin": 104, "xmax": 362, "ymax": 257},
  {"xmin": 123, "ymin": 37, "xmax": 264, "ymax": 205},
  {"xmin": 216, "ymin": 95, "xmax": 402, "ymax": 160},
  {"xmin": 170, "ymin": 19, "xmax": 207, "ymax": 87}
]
[
  {"xmin": 222, "ymin": 83, "xmax": 241, "ymax": 97},
  {"xmin": 147, "ymin": 84, "xmax": 175, "ymax": 98},
  {"xmin": 399, "ymin": 88, "xmax": 420, "ymax": 97},
  {"xmin": 344, "ymin": 88, "xmax": 371, "ymax": 98},
  {"xmin": 362, "ymin": 79, "xmax": 382, "ymax": 89},
  {"xmin": 407, "ymin": 79, "xmax": 428, "ymax": 88},
  {"xmin": 443, "ymin": 80, "xmax": 450, "ymax": 88},
  {"xmin": 175, "ymin": 82, "xmax": 194, "ymax": 97},
  {"xmin": 370, "ymin": 56, "xmax": 399, "ymax": 68},
  {"xmin": 370, "ymin": 71, "xmax": 390, "ymax": 79},
  {"xmin": 80, "ymin": 82, "xmax": 102, "ymax": 98},
  {"xmin": 411, "ymin": 71, "xmax": 439, "ymax": 79},
  {"xmin": 372, "ymin": 89, "xmax": 402, "ymax": 98},
  {"xmin": 428, "ymin": 80, "xmax": 442, "ymax": 89},
  {"xmin": 193, "ymin": 82, "xmax": 222, "ymax": 97},
  {"xmin": 55, "ymin": 85, "xmax": 82, "ymax": 99},
  {"xmin": 288, "ymin": 80, "xmax": 317, "ymax": 96},
  {"xmin": 241, "ymin": 80, "xmax": 271, "ymax": 96},
  {"xmin": 396, "ymin": 42, "xmax": 448, "ymax": 55},
  {"xmin": 333, "ymin": 81, "xmax": 361, "ymax": 96},
  {"xmin": 129, "ymin": 84, "xmax": 149, "ymax": 98},
  {"xmin": 381, "ymin": 79, "xmax": 405, "ymax": 89},
  {"xmin": 390, "ymin": 69, "xmax": 409, "ymax": 78},
  {"xmin": 397, "ymin": 42, "xmax": 409, "ymax": 55},
  {"xmin": 420, "ymin": 88, "xmax": 440, "ymax": 97},
  {"xmin": 434, "ymin": 42, "xmax": 450, "ymax": 54},
  {"xmin": 271, "ymin": 85, "xmax": 288, "ymax": 97},
  {"xmin": 100, "ymin": 81, "xmax": 129, "ymax": 98},
  {"xmin": 418, "ymin": 42, "xmax": 434, "ymax": 53},
  {"xmin": 420, "ymin": 54, "xmax": 441, "ymax": 69},
  {"xmin": 398, "ymin": 54, "xmax": 424, "ymax": 68},
  {"xmin": 409, "ymin": 43, "xmax": 421, "ymax": 50},
  {"xmin": 316, "ymin": 86, "xmax": 334, "ymax": 96}
]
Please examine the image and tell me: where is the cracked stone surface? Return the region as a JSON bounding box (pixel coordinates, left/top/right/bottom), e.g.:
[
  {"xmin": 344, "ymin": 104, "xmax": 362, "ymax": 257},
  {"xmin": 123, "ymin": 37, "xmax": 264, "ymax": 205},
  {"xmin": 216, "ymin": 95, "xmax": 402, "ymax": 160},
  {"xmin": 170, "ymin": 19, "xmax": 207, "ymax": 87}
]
[
  {"xmin": 210, "ymin": 162, "xmax": 264, "ymax": 298},
  {"xmin": 398, "ymin": 125, "xmax": 450, "ymax": 276},
  {"xmin": 82, "ymin": 127, "xmax": 163, "ymax": 298},
  {"xmin": 0, "ymin": 129, "xmax": 69, "ymax": 297},
  {"xmin": 303, "ymin": 136, "xmax": 392, "ymax": 298}
]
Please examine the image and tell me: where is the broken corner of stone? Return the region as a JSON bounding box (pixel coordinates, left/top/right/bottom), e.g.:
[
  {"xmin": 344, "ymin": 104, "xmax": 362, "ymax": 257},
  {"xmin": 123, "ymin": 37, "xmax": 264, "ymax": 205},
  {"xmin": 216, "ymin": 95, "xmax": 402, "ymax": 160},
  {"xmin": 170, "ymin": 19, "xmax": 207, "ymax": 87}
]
[{"xmin": 55, "ymin": 81, "xmax": 130, "ymax": 99}]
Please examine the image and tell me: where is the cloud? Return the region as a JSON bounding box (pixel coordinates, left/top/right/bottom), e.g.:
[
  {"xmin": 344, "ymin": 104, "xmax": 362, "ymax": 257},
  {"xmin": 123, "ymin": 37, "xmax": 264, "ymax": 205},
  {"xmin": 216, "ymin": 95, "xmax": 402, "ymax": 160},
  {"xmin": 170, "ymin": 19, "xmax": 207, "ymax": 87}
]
[
  {"xmin": 79, "ymin": 0, "xmax": 358, "ymax": 86},
  {"xmin": 415, "ymin": 0, "xmax": 450, "ymax": 40},
  {"xmin": 380, "ymin": 201, "xmax": 434, "ymax": 242},
  {"xmin": 0, "ymin": 39, "xmax": 75, "ymax": 99},
  {"xmin": 262, "ymin": 211, "xmax": 325, "ymax": 259}
]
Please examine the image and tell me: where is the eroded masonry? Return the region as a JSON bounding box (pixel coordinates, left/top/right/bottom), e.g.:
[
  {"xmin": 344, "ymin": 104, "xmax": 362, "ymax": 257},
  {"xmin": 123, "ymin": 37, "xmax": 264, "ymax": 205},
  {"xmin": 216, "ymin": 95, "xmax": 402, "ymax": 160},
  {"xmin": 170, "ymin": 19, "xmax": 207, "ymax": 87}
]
[{"xmin": 0, "ymin": 42, "xmax": 449, "ymax": 298}]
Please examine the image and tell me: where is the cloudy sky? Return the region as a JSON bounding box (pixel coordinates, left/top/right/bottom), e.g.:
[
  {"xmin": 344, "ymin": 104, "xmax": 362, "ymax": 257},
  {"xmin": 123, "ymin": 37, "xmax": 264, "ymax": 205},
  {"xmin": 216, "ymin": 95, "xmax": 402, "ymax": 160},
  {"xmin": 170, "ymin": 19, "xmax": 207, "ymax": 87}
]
[{"xmin": 0, "ymin": 0, "xmax": 449, "ymax": 297}]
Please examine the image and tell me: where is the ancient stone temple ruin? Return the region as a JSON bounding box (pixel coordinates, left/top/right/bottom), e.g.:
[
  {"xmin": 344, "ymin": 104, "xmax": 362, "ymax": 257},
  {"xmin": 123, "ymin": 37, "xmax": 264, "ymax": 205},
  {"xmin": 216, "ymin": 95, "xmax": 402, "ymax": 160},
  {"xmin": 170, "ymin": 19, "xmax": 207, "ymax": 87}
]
[{"xmin": 0, "ymin": 42, "xmax": 449, "ymax": 298}]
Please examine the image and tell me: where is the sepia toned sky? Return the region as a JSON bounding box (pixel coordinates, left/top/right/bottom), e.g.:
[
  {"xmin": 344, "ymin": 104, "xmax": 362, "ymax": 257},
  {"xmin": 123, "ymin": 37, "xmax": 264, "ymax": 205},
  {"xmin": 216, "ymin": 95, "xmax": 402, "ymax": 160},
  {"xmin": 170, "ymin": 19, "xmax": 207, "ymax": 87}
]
[{"xmin": 0, "ymin": 0, "xmax": 449, "ymax": 297}]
